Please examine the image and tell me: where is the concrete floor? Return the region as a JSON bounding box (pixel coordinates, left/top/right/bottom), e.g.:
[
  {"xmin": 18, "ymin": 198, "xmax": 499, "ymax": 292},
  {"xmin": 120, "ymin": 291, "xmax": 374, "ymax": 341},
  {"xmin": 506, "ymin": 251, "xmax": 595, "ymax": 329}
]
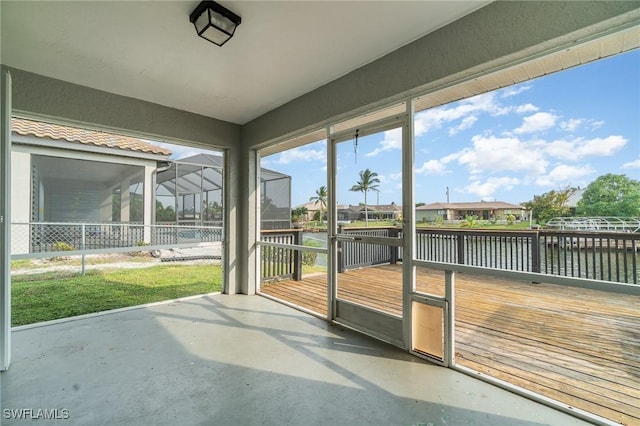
[{"xmin": 1, "ymin": 294, "xmax": 592, "ymax": 426}]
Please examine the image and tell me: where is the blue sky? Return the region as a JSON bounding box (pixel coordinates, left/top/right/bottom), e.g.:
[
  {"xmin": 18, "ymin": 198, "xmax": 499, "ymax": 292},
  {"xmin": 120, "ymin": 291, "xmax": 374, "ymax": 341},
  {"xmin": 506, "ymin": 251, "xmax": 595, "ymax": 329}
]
[{"xmin": 156, "ymin": 50, "xmax": 640, "ymax": 208}]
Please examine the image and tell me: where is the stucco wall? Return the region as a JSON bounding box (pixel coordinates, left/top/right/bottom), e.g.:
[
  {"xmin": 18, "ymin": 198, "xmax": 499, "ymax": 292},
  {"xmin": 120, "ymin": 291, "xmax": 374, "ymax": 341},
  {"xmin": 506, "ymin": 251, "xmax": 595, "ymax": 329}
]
[
  {"xmin": 4, "ymin": 67, "xmax": 241, "ymax": 151},
  {"xmin": 10, "ymin": 150, "xmax": 30, "ymax": 254}
]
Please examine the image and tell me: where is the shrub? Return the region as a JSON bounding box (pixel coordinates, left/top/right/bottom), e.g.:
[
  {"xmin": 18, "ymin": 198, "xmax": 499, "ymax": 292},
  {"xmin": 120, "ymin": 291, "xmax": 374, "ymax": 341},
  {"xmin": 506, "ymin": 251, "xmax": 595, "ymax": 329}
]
[
  {"xmin": 302, "ymin": 239, "xmax": 322, "ymax": 266},
  {"xmin": 52, "ymin": 241, "xmax": 74, "ymax": 252},
  {"xmin": 460, "ymin": 215, "xmax": 478, "ymax": 228},
  {"xmin": 130, "ymin": 241, "xmax": 151, "ymax": 257},
  {"xmin": 50, "ymin": 241, "xmax": 74, "ymax": 261}
]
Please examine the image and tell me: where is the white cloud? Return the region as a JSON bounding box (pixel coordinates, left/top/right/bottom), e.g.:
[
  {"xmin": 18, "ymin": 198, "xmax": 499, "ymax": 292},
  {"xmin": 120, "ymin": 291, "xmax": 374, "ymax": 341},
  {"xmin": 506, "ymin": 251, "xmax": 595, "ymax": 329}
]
[
  {"xmin": 365, "ymin": 128, "xmax": 402, "ymax": 157},
  {"xmin": 415, "ymin": 152, "xmax": 460, "ymax": 175},
  {"xmin": 462, "ymin": 177, "xmax": 520, "ymax": 200},
  {"xmin": 272, "ymin": 147, "xmax": 325, "ymax": 164},
  {"xmin": 622, "ymin": 158, "xmax": 640, "ymax": 169},
  {"xmin": 559, "ymin": 118, "xmax": 605, "ymax": 133},
  {"xmin": 535, "ymin": 164, "xmax": 594, "ymax": 187},
  {"xmin": 441, "ymin": 152, "xmax": 462, "ymax": 163},
  {"xmin": 456, "ymin": 134, "xmax": 548, "ymax": 175},
  {"xmin": 576, "ymin": 135, "xmax": 627, "ymax": 157},
  {"xmin": 545, "ymin": 135, "xmax": 627, "ymax": 160},
  {"xmin": 514, "ymin": 112, "xmax": 558, "ymax": 134},
  {"xmin": 416, "ymin": 159, "xmax": 449, "ymax": 175},
  {"xmin": 500, "ymin": 85, "xmax": 532, "ymax": 98},
  {"xmin": 448, "ymin": 116, "xmax": 478, "ymax": 136},
  {"xmin": 414, "ymin": 92, "xmax": 509, "ymax": 137},
  {"xmin": 515, "ymin": 103, "xmax": 539, "ymax": 113},
  {"xmin": 560, "ymin": 118, "xmax": 583, "ymax": 132}
]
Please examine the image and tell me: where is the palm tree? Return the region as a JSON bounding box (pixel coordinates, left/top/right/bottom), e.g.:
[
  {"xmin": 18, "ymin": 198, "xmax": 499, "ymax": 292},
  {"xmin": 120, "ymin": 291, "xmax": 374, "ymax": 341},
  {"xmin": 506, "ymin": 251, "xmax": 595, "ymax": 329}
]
[
  {"xmin": 309, "ymin": 185, "xmax": 328, "ymax": 222},
  {"xmin": 292, "ymin": 206, "xmax": 308, "ymax": 224},
  {"xmin": 350, "ymin": 169, "xmax": 380, "ymax": 225}
]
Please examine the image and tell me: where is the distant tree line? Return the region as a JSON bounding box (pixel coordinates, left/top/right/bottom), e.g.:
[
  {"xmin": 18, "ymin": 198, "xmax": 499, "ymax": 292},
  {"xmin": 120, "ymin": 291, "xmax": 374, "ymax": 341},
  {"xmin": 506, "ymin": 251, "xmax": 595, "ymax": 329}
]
[{"xmin": 523, "ymin": 173, "xmax": 640, "ymax": 225}]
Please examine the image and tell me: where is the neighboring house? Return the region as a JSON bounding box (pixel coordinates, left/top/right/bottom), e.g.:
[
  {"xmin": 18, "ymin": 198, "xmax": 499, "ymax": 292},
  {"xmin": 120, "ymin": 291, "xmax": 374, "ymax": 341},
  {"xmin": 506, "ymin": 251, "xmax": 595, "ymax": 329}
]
[
  {"xmin": 295, "ymin": 200, "xmax": 324, "ymax": 222},
  {"xmin": 566, "ymin": 188, "xmax": 585, "ymax": 215},
  {"xmin": 11, "ymin": 118, "xmax": 172, "ymax": 254},
  {"xmin": 338, "ymin": 203, "xmax": 402, "ymax": 222},
  {"xmin": 416, "ymin": 201, "xmax": 526, "ymax": 223}
]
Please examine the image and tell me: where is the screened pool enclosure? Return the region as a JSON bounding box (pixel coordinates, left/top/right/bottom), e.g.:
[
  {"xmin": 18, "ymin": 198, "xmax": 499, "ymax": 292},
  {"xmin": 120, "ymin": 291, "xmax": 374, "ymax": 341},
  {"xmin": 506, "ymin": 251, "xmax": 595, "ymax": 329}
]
[
  {"xmin": 156, "ymin": 154, "xmax": 224, "ymax": 227},
  {"xmin": 156, "ymin": 153, "xmax": 291, "ymax": 230}
]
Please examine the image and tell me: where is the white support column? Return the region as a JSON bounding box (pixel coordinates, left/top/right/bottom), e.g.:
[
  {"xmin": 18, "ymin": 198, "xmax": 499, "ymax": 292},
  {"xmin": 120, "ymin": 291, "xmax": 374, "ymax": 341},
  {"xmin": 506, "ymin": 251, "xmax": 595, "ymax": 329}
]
[
  {"xmin": 143, "ymin": 165, "xmax": 154, "ymax": 242},
  {"xmin": 119, "ymin": 180, "xmax": 130, "ymax": 242},
  {"xmin": 1, "ymin": 69, "xmax": 12, "ymax": 371},
  {"xmin": 99, "ymin": 187, "xmax": 113, "ymax": 222},
  {"xmin": 225, "ymin": 148, "xmax": 237, "ymax": 294},
  {"xmin": 243, "ymin": 147, "xmax": 257, "ymax": 295},
  {"xmin": 120, "ymin": 180, "xmax": 130, "ymax": 223},
  {"xmin": 251, "ymin": 150, "xmax": 260, "ymax": 295},
  {"xmin": 402, "ymin": 100, "xmax": 415, "ymax": 350},
  {"xmin": 327, "ymin": 128, "xmax": 337, "ymax": 320},
  {"xmin": 227, "ymin": 144, "xmax": 246, "ymax": 294},
  {"xmin": 10, "ymin": 151, "xmax": 30, "ymax": 255},
  {"xmin": 445, "ymin": 270, "xmax": 456, "ymax": 367}
]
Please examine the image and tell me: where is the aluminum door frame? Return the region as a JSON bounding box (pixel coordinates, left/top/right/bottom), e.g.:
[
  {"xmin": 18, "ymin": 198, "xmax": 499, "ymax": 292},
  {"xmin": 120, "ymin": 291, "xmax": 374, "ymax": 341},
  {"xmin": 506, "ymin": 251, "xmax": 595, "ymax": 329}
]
[
  {"xmin": 329, "ymin": 114, "xmax": 411, "ymax": 348},
  {"xmin": 1, "ymin": 69, "xmax": 12, "ymax": 371}
]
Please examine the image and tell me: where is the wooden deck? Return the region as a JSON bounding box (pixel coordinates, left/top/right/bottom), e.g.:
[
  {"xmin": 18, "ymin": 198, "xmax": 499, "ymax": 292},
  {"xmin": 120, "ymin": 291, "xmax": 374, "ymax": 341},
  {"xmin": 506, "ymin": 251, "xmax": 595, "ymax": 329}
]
[{"xmin": 261, "ymin": 264, "xmax": 640, "ymax": 425}]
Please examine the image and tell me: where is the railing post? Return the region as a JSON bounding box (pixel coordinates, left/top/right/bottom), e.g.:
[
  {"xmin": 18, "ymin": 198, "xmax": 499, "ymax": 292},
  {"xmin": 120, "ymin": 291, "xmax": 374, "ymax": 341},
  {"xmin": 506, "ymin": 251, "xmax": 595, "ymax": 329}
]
[
  {"xmin": 293, "ymin": 229, "xmax": 302, "ymax": 281},
  {"xmin": 81, "ymin": 224, "xmax": 86, "ymax": 276},
  {"xmin": 530, "ymin": 231, "xmax": 541, "ymax": 284},
  {"xmin": 337, "ymin": 224, "xmax": 344, "ymax": 273},
  {"xmin": 456, "ymin": 233, "xmax": 465, "ymax": 265},
  {"xmin": 389, "ymin": 227, "xmax": 399, "ymax": 265},
  {"xmin": 531, "ymin": 231, "xmax": 540, "ymax": 273}
]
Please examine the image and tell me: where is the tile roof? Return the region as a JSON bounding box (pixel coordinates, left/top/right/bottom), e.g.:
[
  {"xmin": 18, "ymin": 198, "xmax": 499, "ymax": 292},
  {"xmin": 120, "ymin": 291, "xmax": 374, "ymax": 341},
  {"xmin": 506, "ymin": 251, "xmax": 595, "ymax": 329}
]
[
  {"xmin": 12, "ymin": 118, "xmax": 172, "ymax": 156},
  {"xmin": 338, "ymin": 204, "xmax": 402, "ymax": 212}
]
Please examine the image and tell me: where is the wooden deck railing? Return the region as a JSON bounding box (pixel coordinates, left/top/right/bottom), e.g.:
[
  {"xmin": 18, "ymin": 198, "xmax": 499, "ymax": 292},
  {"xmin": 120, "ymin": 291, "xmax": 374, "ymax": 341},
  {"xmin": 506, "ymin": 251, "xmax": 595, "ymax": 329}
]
[
  {"xmin": 260, "ymin": 227, "xmax": 639, "ymax": 285},
  {"xmin": 416, "ymin": 228, "xmax": 639, "ymax": 284},
  {"xmin": 260, "ymin": 229, "xmax": 303, "ymax": 282}
]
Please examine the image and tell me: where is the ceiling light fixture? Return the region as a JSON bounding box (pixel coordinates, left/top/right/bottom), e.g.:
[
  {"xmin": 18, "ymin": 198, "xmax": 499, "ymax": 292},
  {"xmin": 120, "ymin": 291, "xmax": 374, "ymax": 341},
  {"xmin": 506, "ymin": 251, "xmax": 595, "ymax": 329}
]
[{"xmin": 189, "ymin": 1, "xmax": 241, "ymax": 46}]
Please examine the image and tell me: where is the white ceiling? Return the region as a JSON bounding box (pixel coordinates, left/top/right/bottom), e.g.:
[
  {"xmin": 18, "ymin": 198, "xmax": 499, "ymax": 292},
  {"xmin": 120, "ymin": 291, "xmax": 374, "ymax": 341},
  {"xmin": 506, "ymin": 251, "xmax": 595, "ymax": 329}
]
[{"xmin": 0, "ymin": 1, "xmax": 490, "ymax": 124}]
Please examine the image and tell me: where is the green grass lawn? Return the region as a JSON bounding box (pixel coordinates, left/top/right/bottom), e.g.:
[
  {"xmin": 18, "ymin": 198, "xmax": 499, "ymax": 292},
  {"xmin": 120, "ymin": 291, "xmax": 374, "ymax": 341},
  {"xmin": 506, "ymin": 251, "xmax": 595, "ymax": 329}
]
[
  {"xmin": 302, "ymin": 265, "xmax": 327, "ymax": 275},
  {"xmin": 12, "ymin": 264, "xmax": 223, "ymax": 326}
]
